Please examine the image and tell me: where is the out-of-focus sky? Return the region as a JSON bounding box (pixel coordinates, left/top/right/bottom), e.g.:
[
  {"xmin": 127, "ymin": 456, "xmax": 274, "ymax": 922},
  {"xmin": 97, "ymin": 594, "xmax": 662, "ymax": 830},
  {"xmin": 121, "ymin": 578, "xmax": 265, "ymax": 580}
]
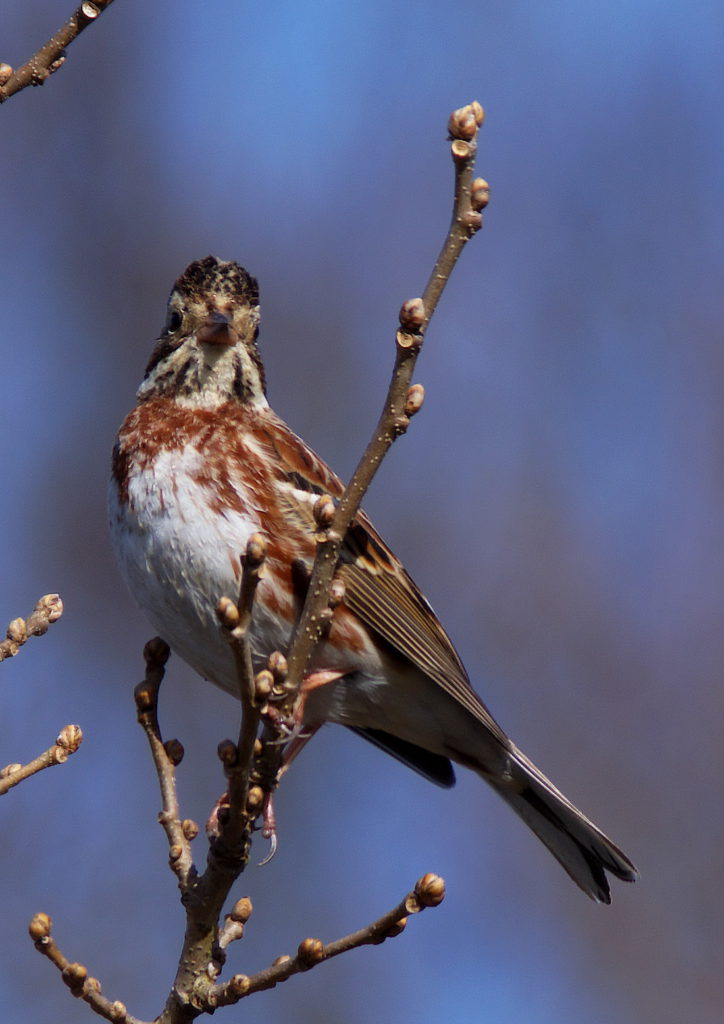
[{"xmin": 2, "ymin": 2, "xmax": 723, "ymax": 1021}]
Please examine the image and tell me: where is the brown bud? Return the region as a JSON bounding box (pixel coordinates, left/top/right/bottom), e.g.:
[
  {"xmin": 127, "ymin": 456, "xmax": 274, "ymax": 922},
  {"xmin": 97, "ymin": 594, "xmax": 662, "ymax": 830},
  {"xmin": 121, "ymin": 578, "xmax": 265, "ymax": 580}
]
[
  {"xmin": 164, "ymin": 738, "xmax": 185, "ymax": 765},
  {"xmin": 133, "ymin": 682, "xmax": 155, "ymax": 712},
  {"xmin": 246, "ymin": 785, "xmax": 264, "ymax": 810},
  {"xmin": 228, "ymin": 973, "xmax": 250, "ymax": 996},
  {"xmin": 49, "ymin": 52, "xmax": 67, "ymax": 74},
  {"xmin": 28, "ymin": 912, "xmax": 52, "ymax": 940},
  {"xmin": 313, "ymin": 494, "xmax": 336, "ymax": 530},
  {"xmin": 404, "ymin": 384, "xmax": 425, "ymax": 417},
  {"xmin": 81, "ymin": 2, "xmax": 100, "ymax": 18},
  {"xmin": 273, "ymin": 954, "xmax": 292, "ymax": 966},
  {"xmin": 448, "ymin": 102, "xmax": 483, "ymax": 140},
  {"xmin": 6, "ymin": 618, "xmax": 25, "ymax": 643},
  {"xmin": 230, "ymin": 897, "xmax": 253, "ymax": 923},
  {"xmin": 399, "ymin": 297, "xmax": 425, "ymax": 331},
  {"xmin": 0, "ymin": 64, "xmax": 13, "ymax": 86},
  {"xmin": 267, "ymin": 651, "xmax": 288, "ymax": 681},
  {"xmin": 217, "ymin": 739, "xmax": 238, "ymax": 765},
  {"xmin": 169, "ymin": 844, "xmax": 183, "ymax": 863},
  {"xmin": 86, "ymin": 977, "xmax": 102, "ymax": 993},
  {"xmin": 108, "ymin": 1002, "xmax": 128, "ymax": 1022},
  {"xmin": 255, "ymin": 669, "xmax": 274, "ymax": 700},
  {"xmin": 386, "ymin": 916, "xmax": 407, "ymax": 938},
  {"xmin": 56, "ymin": 724, "xmax": 83, "ymax": 753},
  {"xmin": 144, "ymin": 636, "xmax": 170, "ymax": 667},
  {"xmin": 1, "ymin": 763, "xmax": 22, "ymax": 777},
  {"xmin": 182, "ymin": 818, "xmax": 199, "ymax": 841},
  {"xmin": 328, "ymin": 577, "xmax": 346, "ymax": 608},
  {"xmin": 216, "ymin": 595, "xmax": 240, "ymax": 629},
  {"xmin": 40, "ymin": 593, "xmax": 64, "ymax": 622},
  {"xmin": 414, "ymin": 872, "xmax": 446, "ymax": 907},
  {"xmin": 297, "ymin": 937, "xmax": 325, "ymax": 968},
  {"xmin": 471, "ymin": 177, "xmax": 490, "ymax": 211},
  {"xmin": 245, "ymin": 532, "xmax": 267, "ymax": 565},
  {"xmin": 62, "ymin": 962, "xmax": 87, "ymax": 993}
]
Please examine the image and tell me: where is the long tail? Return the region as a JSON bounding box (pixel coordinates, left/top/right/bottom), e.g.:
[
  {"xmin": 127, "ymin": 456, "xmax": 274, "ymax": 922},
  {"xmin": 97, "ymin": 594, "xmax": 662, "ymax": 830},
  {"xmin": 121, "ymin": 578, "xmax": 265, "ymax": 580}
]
[{"xmin": 485, "ymin": 744, "xmax": 638, "ymax": 903}]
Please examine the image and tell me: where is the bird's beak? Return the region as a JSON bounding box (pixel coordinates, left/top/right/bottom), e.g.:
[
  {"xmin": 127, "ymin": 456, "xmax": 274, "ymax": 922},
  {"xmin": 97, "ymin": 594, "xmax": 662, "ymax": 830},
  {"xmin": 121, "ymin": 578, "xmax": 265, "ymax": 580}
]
[{"xmin": 196, "ymin": 310, "xmax": 239, "ymax": 347}]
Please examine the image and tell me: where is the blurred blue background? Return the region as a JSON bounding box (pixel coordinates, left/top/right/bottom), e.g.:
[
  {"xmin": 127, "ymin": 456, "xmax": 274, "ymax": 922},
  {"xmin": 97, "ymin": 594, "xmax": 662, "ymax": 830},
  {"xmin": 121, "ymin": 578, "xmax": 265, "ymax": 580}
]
[{"xmin": 2, "ymin": 1, "xmax": 722, "ymax": 1021}]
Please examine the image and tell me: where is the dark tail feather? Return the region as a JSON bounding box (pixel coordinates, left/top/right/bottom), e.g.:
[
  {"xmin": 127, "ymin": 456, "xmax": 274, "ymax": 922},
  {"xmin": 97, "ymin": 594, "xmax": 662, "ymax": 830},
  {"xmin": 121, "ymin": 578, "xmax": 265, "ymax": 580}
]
[{"xmin": 486, "ymin": 746, "xmax": 638, "ymax": 903}]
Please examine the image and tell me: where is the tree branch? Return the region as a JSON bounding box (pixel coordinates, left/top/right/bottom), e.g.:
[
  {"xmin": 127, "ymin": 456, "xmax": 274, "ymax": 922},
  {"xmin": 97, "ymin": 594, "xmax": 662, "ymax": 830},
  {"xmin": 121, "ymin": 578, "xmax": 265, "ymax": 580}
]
[
  {"xmin": 283, "ymin": 101, "xmax": 488, "ymax": 693},
  {"xmin": 0, "ymin": 594, "xmax": 63, "ymax": 662},
  {"xmin": 0, "ymin": 1, "xmax": 115, "ymax": 105},
  {"xmin": 29, "ymin": 912, "xmax": 149, "ymax": 1024},
  {"xmin": 0, "ymin": 724, "xmax": 82, "ymax": 796}
]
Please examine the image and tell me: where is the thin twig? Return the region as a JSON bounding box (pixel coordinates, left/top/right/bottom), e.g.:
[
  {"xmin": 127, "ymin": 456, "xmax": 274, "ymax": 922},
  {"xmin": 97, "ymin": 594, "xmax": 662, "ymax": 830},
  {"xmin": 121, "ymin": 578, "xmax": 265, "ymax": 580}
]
[
  {"xmin": 29, "ymin": 912, "xmax": 149, "ymax": 1024},
  {"xmin": 0, "ymin": 1, "xmax": 115, "ymax": 104},
  {"xmin": 212, "ymin": 533, "xmax": 268, "ymax": 862},
  {"xmin": 0, "ymin": 594, "xmax": 63, "ymax": 662},
  {"xmin": 134, "ymin": 637, "xmax": 197, "ymax": 890},
  {"xmin": 284, "ymin": 101, "xmax": 488, "ymax": 692},
  {"xmin": 213, "ymin": 874, "xmax": 446, "ymax": 1005},
  {"xmin": 0, "ymin": 724, "xmax": 82, "ymax": 796}
]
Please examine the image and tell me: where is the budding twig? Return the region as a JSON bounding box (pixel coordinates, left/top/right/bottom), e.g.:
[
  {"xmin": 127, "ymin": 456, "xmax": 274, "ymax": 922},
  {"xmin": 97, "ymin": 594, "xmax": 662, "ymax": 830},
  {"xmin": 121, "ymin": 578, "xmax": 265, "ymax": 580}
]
[
  {"xmin": 134, "ymin": 638, "xmax": 197, "ymax": 889},
  {"xmin": 0, "ymin": 594, "xmax": 63, "ymax": 662},
  {"xmin": 0, "ymin": 724, "xmax": 82, "ymax": 796},
  {"xmin": 28, "ymin": 912, "xmax": 149, "ymax": 1024},
  {"xmin": 0, "ymin": 1, "xmax": 115, "ymax": 104},
  {"xmin": 284, "ymin": 100, "xmax": 488, "ymax": 693},
  {"xmin": 213, "ymin": 873, "xmax": 446, "ymax": 1004}
]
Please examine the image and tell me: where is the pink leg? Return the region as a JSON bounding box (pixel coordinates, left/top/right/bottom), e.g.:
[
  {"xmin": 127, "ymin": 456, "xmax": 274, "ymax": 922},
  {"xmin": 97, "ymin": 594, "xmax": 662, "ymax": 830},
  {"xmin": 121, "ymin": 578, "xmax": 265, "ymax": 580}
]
[{"xmin": 258, "ymin": 669, "xmax": 345, "ymax": 862}]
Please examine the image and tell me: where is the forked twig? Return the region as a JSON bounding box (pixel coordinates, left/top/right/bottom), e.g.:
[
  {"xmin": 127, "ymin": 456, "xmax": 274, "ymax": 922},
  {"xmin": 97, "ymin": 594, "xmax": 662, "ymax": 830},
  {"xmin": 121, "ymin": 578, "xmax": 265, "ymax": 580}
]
[
  {"xmin": 214, "ymin": 873, "xmax": 445, "ymax": 1004},
  {"xmin": 29, "ymin": 874, "xmax": 445, "ymax": 1024}
]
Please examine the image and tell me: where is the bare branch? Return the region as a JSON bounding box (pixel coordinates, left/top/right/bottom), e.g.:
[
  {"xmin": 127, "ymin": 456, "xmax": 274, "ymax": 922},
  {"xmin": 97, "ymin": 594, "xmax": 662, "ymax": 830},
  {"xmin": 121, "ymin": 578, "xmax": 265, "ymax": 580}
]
[
  {"xmin": 213, "ymin": 532, "xmax": 268, "ymax": 860},
  {"xmin": 0, "ymin": 724, "xmax": 82, "ymax": 796},
  {"xmin": 29, "ymin": 913, "xmax": 150, "ymax": 1024},
  {"xmin": 134, "ymin": 637, "xmax": 197, "ymax": 890},
  {"xmin": 0, "ymin": 1, "xmax": 115, "ymax": 105},
  {"xmin": 0, "ymin": 594, "xmax": 63, "ymax": 662},
  {"xmin": 214, "ymin": 874, "xmax": 446, "ymax": 1005},
  {"xmin": 284, "ymin": 100, "xmax": 488, "ymax": 692}
]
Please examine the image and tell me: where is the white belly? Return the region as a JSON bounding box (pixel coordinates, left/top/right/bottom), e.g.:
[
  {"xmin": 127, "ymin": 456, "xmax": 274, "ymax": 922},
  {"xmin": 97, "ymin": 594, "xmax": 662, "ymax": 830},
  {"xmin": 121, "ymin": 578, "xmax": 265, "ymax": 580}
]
[{"xmin": 108, "ymin": 444, "xmax": 289, "ymax": 693}]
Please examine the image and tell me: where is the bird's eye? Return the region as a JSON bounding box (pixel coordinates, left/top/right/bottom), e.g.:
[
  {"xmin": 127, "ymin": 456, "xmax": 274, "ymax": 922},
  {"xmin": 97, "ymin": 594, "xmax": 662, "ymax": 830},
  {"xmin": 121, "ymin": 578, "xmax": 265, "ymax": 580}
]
[{"xmin": 166, "ymin": 310, "xmax": 183, "ymax": 334}]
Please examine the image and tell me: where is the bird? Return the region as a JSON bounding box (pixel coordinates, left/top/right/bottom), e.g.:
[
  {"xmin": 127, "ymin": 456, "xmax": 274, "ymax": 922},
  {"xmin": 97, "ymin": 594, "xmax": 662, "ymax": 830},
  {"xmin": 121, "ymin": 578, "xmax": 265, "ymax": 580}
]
[{"xmin": 109, "ymin": 255, "xmax": 638, "ymax": 903}]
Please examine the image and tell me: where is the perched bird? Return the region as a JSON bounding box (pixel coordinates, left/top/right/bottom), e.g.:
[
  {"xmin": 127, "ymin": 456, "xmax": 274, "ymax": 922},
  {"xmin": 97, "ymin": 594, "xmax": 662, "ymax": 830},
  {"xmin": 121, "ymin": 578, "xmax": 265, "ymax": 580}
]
[{"xmin": 109, "ymin": 256, "xmax": 638, "ymax": 903}]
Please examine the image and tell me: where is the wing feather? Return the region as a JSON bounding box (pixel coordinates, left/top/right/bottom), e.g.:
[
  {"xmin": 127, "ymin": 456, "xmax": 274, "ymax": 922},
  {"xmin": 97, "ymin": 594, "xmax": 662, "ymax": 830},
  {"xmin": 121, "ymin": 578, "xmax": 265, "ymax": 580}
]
[{"xmin": 263, "ymin": 413, "xmax": 509, "ymax": 745}]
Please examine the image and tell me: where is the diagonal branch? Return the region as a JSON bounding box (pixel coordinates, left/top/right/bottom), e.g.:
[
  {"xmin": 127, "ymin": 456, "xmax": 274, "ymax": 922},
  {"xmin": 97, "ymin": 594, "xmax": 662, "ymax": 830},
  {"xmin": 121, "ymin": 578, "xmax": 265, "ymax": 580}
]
[
  {"xmin": 1, "ymin": 594, "xmax": 63, "ymax": 662},
  {"xmin": 284, "ymin": 101, "xmax": 489, "ymax": 692},
  {"xmin": 0, "ymin": 1, "xmax": 115, "ymax": 105},
  {"xmin": 0, "ymin": 724, "xmax": 82, "ymax": 796},
  {"xmin": 213, "ymin": 873, "xmax": 446, "ymax": 1005}
]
